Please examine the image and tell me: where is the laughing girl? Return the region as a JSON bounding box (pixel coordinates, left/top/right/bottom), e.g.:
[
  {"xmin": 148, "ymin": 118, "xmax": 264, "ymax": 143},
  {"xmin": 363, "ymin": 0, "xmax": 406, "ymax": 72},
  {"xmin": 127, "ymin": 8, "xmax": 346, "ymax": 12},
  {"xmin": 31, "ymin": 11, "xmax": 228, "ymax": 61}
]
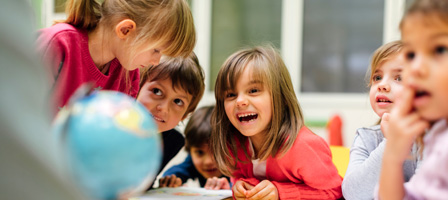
[{"xmin": 210, "ymin": 45, "xmax": 343, "ymax": 200}]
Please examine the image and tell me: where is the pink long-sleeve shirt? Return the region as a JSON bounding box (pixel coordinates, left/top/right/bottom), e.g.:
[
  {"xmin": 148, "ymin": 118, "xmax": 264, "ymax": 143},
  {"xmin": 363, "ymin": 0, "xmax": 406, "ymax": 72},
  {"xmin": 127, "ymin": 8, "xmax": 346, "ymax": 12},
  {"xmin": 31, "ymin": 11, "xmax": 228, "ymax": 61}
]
[{"xmin": 37, "ymin": 23, "xmax": 139, "ymax": 114}]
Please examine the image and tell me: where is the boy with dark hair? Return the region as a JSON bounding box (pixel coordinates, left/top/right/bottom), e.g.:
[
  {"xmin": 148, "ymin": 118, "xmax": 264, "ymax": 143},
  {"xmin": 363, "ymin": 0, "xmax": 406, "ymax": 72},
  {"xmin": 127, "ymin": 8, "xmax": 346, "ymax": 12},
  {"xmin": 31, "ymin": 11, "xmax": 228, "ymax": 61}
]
[{"xmin": 159, "ymin": 106, "xmax": 230, "ymax": 190}]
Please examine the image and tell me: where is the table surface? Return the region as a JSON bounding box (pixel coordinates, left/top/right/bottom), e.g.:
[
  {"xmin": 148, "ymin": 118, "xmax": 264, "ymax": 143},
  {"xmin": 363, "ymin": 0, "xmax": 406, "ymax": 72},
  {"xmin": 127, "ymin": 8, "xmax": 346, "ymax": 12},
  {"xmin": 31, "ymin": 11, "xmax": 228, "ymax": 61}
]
[{"xmin": 131, "ymin": 187, "xmax": 232, "ymax": 200}]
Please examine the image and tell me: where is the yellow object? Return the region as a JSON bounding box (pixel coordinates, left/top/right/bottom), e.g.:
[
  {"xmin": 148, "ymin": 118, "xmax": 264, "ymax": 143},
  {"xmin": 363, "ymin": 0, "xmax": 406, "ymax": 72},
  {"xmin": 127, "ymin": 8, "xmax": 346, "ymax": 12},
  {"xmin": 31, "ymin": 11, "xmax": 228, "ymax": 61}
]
[{"xmin": 330, "ymin": 145, "xmax": 350, "ymax": 178}]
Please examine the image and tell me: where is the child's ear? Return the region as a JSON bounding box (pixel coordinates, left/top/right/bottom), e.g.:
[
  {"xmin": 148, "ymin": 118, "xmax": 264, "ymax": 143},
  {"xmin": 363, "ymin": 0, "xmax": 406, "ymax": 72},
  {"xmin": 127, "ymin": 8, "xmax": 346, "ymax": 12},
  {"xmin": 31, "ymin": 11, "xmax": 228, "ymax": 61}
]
[{"xmin": 115, "ymin": 19, "xmax": 136, "ymax": 39}]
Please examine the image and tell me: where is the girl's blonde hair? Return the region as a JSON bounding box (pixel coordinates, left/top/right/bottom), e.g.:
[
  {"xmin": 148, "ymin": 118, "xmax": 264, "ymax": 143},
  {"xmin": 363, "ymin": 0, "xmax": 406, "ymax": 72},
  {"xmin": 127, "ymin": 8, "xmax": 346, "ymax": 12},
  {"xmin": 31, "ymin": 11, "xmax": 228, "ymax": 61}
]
[
  {"xmin": 366, "ymin": 40, "xmax": 403, "ymax": 87},
  {"xmin": 59, "ymin": 0, "xmax": 196, "ymax": 58},
  {"xmin": 211, "ymin": 45, "xmax": 304, "ymax": 176},
  {"xmin": 138, "ymin": 52, "xmax": 205, "ymax": 119}
]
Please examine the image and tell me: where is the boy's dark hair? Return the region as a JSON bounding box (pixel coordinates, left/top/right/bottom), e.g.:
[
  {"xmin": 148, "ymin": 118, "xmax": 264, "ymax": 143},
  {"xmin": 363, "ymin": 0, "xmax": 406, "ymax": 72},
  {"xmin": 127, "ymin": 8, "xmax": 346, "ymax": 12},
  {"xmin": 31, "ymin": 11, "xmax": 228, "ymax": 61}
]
[
  {"xmin": 138, "ymin": 52, "xmax": 205, "ymax": 119},
  {"xmin": 184, "ymin": 106, "xmax": 214, "ymax": 152}
]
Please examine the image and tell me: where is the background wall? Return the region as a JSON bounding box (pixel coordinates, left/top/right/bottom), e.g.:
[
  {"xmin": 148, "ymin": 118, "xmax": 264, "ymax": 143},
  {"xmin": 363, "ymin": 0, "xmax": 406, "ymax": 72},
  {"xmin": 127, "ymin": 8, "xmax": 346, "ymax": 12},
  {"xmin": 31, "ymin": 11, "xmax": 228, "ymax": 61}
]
[{"xmin": 33, "ymin": 0, "xmax": 415, "ymax": 146}]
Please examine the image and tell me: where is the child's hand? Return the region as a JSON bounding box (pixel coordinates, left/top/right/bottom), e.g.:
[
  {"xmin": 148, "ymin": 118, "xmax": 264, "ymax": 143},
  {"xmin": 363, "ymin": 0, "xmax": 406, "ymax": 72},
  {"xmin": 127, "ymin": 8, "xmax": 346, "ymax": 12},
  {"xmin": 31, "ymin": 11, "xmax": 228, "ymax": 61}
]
[
  {"xmin": 382, "ymin": 88, "xmax": 429, "ymax": 162},
  {"xmin": 158, "ymin": 174, "xmax": 182, "ymax": 188},
  {"xmin": 204, "ymin": 177, "xmax": 230, "ymax": 190},
  {"xmin": 232, "ymin": 180, "xmax": 254, "ymax": 200},
  {"xmin": 244, "ymin": 180, "xmax": 279, "ymax": 200},
  {"xmin": 380, "ymin": 113, "xmax": 390, "ymax": 138}
]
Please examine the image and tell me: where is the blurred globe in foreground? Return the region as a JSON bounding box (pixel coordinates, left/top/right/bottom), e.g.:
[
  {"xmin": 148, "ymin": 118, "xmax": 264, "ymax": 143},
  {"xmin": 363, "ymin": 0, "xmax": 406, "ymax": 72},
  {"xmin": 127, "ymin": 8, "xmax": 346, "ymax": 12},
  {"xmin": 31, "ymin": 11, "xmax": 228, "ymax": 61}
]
[{"xmin": 53, "ymin": 90, "xmax": 161, "ymax": 200}]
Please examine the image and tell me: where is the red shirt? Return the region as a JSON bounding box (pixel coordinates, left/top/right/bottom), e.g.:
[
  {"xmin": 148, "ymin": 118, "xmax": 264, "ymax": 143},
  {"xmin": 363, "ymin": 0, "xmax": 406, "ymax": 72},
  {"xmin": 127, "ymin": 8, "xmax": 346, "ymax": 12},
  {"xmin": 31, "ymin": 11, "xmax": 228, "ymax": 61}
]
[
  {"xmin": 232, "ymin": 126, "xmax": 343, "ymax": 200},
  {"xmin": 37, "ymin": 23, "xmax": 139, "ymax": 114}
]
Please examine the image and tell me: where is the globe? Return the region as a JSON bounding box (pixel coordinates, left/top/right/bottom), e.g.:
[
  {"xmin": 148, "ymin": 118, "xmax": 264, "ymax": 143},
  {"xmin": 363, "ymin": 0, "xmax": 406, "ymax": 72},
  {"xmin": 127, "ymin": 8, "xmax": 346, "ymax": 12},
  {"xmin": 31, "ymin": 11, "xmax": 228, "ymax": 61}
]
[{"xmin": 53, "ymin": 90, "xmax": 161, "ymax": 200}]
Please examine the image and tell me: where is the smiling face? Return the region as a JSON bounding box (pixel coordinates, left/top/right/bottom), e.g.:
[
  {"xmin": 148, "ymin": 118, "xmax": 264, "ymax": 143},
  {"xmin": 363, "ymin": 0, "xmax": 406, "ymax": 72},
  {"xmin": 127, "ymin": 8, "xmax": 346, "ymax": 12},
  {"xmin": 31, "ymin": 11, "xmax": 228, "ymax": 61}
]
[
  {"xmin": 190, "ymin": 144, "xmax": 222, "ymax": 179},
  {"xmin": 223, "ymin": 64, "xmax": 272, "ymax": 148},
  {"xmin": 136, "ymin": 76, "xmax": 192, "ymax": 132},
  {"xmin": 401, "ymin": 13, "xmax": 448, "ymax": 121},
  {"xmin": 369, "ymin": 55, "xmax": 404, "ymax": 117}
]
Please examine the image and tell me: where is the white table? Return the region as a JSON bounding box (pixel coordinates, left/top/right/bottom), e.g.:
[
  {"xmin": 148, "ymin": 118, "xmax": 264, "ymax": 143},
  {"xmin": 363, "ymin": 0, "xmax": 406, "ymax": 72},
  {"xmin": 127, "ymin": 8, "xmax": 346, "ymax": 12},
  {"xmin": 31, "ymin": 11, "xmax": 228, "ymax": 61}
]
[{"xmin": 131, "ymin": 187, "xmax": 232, "ymax": 200}]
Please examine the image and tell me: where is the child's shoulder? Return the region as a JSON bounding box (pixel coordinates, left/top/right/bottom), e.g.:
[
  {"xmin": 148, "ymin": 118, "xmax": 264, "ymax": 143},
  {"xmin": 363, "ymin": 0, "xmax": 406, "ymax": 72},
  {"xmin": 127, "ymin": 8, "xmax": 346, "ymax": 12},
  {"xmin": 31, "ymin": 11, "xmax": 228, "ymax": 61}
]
[
  {"xmin": 39, "ymin": 23, "xmax": 79, "ymax": 36},
  {"xmin": 294, "ymin": 126, "xmax": 329, "ymax": 149},
  {"xmin": 297, "ymin": 126, "xmax": 326, "ymax": 142},
  {"xmin": 278, "ymin": 126, "xmax": 332, "ymax": 163},
  {"xmin": 38, "ymin": 23, "xmax": 84, "ymax": 44},
  {"xmin": 355, "ymin": 125, "xmax": 384, "ymax": 141}
]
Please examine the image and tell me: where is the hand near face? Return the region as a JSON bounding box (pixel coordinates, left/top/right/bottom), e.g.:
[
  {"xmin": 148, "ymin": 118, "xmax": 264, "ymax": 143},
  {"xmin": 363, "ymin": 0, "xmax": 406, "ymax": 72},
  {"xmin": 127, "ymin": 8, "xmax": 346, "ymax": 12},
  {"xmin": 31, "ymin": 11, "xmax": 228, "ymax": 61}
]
[
  {"xmin": 382, "ymin": 87, "xmax": 429, "ymax": 161},
  {"xmin": 204, "ymin": 177, "xmax": 230, "ymax": 190},
  {"xmin": 380, "ymin": 113, "xmax": 390, "ymax": 139},
  {"xmin": 232, "ymin": 180, "xmax": 254, "ymax": 200},
  {"xmin": 158, "ymin": 174, "xmax": 182, "ymax": 188}
]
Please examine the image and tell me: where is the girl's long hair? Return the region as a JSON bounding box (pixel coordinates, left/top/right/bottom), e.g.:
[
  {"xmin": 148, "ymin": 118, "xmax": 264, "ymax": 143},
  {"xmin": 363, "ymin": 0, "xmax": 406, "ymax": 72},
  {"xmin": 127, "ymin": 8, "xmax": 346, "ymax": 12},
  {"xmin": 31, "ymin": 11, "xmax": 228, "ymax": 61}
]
[
  {"xmin": 59, "ymin": 0, "xmax": 195, "ymax": 58},
  {"xmin": 211, "ymin": 45, "xmax": 304, "ymax": 176}
]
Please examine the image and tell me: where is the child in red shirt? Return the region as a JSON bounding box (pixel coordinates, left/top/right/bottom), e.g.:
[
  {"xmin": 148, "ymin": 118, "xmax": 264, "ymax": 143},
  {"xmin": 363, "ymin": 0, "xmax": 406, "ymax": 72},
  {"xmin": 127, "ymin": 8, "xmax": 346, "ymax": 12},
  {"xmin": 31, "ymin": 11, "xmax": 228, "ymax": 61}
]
[{"xmin": 210, "ymin": 46, "xmax": 342, "ymax": 200}]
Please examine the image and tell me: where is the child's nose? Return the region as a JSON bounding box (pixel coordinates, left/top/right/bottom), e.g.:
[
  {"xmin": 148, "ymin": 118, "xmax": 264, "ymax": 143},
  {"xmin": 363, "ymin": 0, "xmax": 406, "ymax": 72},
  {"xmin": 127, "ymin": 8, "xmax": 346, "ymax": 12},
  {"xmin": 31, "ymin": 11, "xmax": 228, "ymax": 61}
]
[
  {"xmin": 204, "ymin": 155, "xmax": 214, "ymax": 165},
  {"xmin": 377, "ymin": 82, "xmax": 390, "ymax": 92},
  {"xmin": 149, "ymin": 54, "xmax": 162, "ymax": 66},
  {"xmin": 236, "ymin": 95, "xmax": 248, "ymax": 108},
  {"xmin": 408, "ymin": 56, "xmax": 429, "ymax": 78},
  {"xmin": 156, "ymin": 102, "xmax": 168, "ymax": 112}
]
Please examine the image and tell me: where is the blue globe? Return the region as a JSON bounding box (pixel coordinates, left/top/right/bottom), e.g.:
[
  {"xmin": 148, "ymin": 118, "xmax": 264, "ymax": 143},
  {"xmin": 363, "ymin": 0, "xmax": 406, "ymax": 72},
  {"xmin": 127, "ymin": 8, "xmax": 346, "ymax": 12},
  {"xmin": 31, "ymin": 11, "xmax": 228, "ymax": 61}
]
[{"xmin": 53, "ymin": 90, "xmax": 161, "ymax": 200}]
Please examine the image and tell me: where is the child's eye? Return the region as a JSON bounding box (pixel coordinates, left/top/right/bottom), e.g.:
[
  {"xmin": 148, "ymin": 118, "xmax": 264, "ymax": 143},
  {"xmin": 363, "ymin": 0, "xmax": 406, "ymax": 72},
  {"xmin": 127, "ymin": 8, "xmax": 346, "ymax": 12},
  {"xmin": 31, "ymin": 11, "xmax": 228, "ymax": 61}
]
[
  {"xmin": 154, "ymin": 49, "xmax": 160, "ymax": 53},
  {"xmin": 249, "ymin": 88, "xmax": 259, "ymax": 94},
  {"xmin": 372, "ymin": 75, "xmax": 382, "ymax": 82},
  {"xmin": 395, "ymin": 75, "xmax": 402, "ymax": 81},
  {"xmin": 405, "ymin": 51, "xmax": 415, "ymax": 61},
  {"xmin": 152, "ymin": 88, "xmax": 162, "ymax": 96},
  {"xmin": 435, "ymin": 46, "xmax": 448, "ymax": 55},
  {"xmin": 174, "ymin": 99, "xmax": 184, "ymax": 106},
  {"xmin": 225, "ymin": 92, "xmax": 236, "ymax": 98},
  {"xmin": 194, "ymin": 150, "xmax": 204, "ymax": 157}
]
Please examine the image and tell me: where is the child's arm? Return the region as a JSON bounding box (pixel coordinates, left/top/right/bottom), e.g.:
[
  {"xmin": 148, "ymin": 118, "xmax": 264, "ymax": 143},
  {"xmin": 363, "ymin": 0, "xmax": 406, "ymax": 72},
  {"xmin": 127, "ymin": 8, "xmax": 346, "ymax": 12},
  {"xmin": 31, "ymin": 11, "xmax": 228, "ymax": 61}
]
[
  {"xmin": 270, "ymin": 181, "xmax": 341, "ymax": 200},
  {"xmin": 229, "ymin": 148, "xmax": 261, "ymax": 199},
  {"xmin": 379, "ymin": 88, "xmax": 428, "ymax": 199},
  {"xmin": 342, "ymin": 128, "xmax": 386, "ymax": 199},
  {"xmin": 273, "ymin": 129, "xmax": 343, "ymax": 199}
]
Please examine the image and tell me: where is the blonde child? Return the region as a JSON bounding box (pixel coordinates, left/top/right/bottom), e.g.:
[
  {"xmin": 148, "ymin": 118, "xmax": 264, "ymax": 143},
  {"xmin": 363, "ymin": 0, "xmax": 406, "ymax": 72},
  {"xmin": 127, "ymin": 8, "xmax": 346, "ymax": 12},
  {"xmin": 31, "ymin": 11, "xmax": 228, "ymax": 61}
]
[
  {"xmin": 342, "ymin": 41, "xmax": 422, "ymax": 200},
  {"xmin": 159, "ymin": 106, "xmax": 231, "ymax": 190},
  {"xmin": 379, "ymin": 0, "xmax": 448, "ymax": 199},
  {"xmin": 210, "ymin": 46, "xmax": 343, "ymax": 200},
  {"xmin": 136, "ymin": 52, "xmax": 205, "ymax": 189},
  {"xmin": 37, "ymin": 0, "xmax": 196, "ymax": 114}
]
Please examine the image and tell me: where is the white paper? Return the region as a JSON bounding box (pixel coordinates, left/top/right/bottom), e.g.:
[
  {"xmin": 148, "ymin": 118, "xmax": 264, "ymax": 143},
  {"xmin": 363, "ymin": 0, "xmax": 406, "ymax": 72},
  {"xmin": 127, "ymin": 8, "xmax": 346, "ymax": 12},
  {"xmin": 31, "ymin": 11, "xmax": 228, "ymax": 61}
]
[{"xmin": 131, "ymin": 187, "xmax": 232, "ymax": 200}]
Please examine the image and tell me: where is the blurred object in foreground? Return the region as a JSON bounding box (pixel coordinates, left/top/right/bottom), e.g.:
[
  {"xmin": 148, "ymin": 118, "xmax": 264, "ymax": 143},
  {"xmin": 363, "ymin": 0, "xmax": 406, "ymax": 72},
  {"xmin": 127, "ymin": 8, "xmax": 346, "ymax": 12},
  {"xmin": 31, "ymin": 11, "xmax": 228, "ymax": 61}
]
[
  {"xmin": 53, "ymin": 89, "xmax": 162, "ymax": 199},
  {"xmin": 0, "ymin": 0, "xmax": 88, "ymax": 199}
]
